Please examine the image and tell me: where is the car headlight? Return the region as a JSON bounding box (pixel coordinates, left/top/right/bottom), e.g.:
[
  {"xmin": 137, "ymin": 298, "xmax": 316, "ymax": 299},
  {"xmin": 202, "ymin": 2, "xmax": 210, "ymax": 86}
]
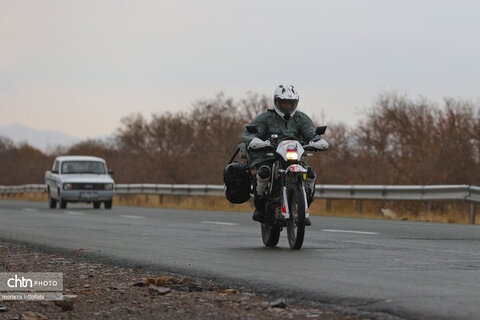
[
  {"xmin": 63, "ymin": 183, "xmax": 72, "ymax": 190},
  {"xmin": 286, "ymin": 151, "xmax": 299, "ymax": 160},
  {"xmin": 104, "ymin": 184, "xmax": 113, "ymax": 190}
]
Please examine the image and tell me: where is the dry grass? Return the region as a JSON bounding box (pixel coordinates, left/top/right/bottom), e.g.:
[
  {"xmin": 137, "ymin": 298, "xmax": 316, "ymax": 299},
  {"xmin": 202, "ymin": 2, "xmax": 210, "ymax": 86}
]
[
  {"xmin": 1, "ymin": 192, "xmax": 477, "ymax": 225},
  {"xmin": 115, "ymin": 193, "xmax": 255, "ymax": 212},
  {"xmin": 0, "ymin": 192, "xmax": 49, "ymax": 202},
  {"xmin": 310, "ymin": 199, "xmax": 475, "ymax": 224}
]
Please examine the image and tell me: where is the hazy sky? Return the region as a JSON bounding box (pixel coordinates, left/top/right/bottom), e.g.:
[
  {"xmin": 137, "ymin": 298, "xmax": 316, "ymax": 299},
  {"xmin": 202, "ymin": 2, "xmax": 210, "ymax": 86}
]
[{"xmin": 1, "ymin": 0, "xmax": 479, "ymax": 138}]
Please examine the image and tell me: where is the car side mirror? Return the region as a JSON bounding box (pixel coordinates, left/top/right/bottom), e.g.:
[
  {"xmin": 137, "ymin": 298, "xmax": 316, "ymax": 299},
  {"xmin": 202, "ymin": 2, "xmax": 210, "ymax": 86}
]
[
  {"xmin": 108, "ymin": 170, "xmax": 115, "ymax": 175},
  {"xmin": 316, "ymin": 126, "xmax": 327, "ymax": 135},
  {"xmin": 51, "ymin": 170, "xmax": 59, "ymax": 174},
  {"xmin": 246, "ymin": 125, "xmax": 258, "ymax": 134}
]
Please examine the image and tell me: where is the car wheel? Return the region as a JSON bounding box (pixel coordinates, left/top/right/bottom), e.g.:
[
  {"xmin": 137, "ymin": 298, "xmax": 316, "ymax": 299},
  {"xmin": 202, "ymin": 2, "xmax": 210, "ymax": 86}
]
[
  {"xmin": 59, "ymin": 199, "xmax": 67, "ymax": 209},
  {"xmin": 104, "ymin": 200, "xmax": 113, "ymax": 209},
  {"xmin": 48, "ymin": 190, "xmax": 57, "ymax": 209}
]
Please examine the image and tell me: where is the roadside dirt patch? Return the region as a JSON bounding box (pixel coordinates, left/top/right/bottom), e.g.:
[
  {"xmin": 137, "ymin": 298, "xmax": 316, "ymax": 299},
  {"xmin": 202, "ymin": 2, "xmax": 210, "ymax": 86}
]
[{"xmin": 0, "ymin": 241, "xmax": 361, "ymax": 320}]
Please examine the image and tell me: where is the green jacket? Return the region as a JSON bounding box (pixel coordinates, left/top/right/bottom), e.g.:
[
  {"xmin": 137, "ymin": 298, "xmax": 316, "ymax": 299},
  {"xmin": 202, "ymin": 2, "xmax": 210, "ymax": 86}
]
[{"xmin": 240, "ymin": 109, "xmax": 321, "ymax": 168}]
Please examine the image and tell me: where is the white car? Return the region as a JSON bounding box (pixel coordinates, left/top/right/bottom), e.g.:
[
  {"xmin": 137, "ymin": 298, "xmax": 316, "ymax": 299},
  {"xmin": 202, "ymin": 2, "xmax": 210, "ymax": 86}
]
[{"xmin": 45, "ymin": 156, "xmax": 115, "ymax": 209}]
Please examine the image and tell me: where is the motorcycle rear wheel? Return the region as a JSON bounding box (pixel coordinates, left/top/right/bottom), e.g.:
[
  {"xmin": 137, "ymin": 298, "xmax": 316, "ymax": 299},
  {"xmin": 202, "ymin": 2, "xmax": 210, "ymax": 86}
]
[
  {"xmin": 261, "ymin": 223, "xmax": 281, "ymax": 247},
  {"xmin": 286, "ymin": 184, "xmax": 306, "ymax": 249}
]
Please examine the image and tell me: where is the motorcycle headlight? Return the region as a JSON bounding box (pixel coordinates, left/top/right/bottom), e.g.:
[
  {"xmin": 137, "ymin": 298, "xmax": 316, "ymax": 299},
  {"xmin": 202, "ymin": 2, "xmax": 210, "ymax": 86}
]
[
  {"xmin": 63, "ymin": 183, "xmax": 72, "ymax": 190},
  {"xmin": 104, "ymin": 184, "xmax": 113, "ymax": 190},
  {"xmin": 286, "ymin": 151, "xmax": 299, "ymax": 160}
]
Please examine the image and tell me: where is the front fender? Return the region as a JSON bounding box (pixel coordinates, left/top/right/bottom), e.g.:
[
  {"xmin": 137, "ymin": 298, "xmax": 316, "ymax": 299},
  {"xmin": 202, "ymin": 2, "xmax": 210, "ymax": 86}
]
[{"xmin": 285, "ymin": 164, "xmax": 307, "ymax": 173}]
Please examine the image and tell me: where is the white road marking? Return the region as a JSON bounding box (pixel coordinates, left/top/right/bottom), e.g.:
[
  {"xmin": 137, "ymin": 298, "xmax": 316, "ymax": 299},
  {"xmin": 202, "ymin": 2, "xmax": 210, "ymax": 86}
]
[
  {"xmin": 120, "ymin": 215, "xmax": 146, "ymax": 219},
  {"xmin": 22, "ymin": 208, "xmax": 38, "ymax": 213},
  {"xmin": 321, "ymin": 229, "xmax": 378, "ymax": 235},
  {"xmin": 202, "ymin": 221, "xmax": 239, "ymax": 226},
  {"xmin": 65, "ymin": 211, "xmax": 85, "ymax": 215}
]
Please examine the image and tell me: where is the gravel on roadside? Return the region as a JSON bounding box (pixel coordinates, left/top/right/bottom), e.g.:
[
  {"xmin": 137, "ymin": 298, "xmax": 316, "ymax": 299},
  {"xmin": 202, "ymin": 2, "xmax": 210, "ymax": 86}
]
[{"xmin": 0, "ymin": 240, "xmax": 372, "ymax": 320}]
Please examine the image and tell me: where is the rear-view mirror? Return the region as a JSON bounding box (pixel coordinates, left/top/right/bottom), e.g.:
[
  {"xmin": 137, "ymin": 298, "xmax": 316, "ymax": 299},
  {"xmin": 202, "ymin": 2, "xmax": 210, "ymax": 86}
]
[
  {"xmin": 316, "ymin": 126, "xmax": 327, "ymax": 135},
  {"xmin": 246, "ymin": 125, "xmax": 258, "ymax": 134}
]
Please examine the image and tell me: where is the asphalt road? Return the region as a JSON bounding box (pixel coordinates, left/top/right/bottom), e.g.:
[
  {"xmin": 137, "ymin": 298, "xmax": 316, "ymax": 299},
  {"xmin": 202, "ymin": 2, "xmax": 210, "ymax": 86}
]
[{"xmin": 1, "ymin": 200, "xmax": 479, "ymax": 319}]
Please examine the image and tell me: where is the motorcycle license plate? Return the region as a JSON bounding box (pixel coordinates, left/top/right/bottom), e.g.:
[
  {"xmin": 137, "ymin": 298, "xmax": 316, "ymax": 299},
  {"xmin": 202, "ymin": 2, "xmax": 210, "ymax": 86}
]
[{"xmin": 80, "ymin": 192, "xmax": 98, "ymax": 199}]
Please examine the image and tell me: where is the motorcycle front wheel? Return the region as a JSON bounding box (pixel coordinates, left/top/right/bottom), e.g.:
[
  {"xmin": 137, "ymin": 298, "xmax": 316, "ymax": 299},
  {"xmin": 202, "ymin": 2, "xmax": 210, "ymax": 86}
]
[
  {"xmin": 286, "ymin": 184, "xmax": 306, "ymax": 249},
  {"xmin": 261, "ymin": 223, "xmax": 281, "ymax": 247}
]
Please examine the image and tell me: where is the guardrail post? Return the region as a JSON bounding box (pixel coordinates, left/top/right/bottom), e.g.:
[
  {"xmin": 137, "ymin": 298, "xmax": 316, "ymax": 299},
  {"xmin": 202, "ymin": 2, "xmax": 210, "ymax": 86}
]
[
  {"xmin": 427, "ymin": 201, "xmax": 432, "ymax": 213},
  {"xmin": 326, "ymin": 199, "xmax": 331, "ymax": 212},
  {"xmin": 356, "ymin": 200, "xmax": 362, "ymax": 214},
  {"xmin": 469, "ymin": 202, "xmax": 476, "ymax": 225}
]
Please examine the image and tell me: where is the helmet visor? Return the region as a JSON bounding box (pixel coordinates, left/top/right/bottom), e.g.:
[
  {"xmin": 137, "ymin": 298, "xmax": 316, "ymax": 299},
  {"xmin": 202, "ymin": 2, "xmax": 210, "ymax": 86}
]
[{"xmin": 276, "ymin": 99, "xmax": 298, "ymax": 114}]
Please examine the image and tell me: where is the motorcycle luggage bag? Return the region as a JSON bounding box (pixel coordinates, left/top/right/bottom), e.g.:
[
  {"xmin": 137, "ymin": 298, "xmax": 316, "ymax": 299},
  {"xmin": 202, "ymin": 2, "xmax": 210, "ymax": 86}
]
[{"xmin": 223, "ymin": 162, "xmax": 251, "ymax": 204}]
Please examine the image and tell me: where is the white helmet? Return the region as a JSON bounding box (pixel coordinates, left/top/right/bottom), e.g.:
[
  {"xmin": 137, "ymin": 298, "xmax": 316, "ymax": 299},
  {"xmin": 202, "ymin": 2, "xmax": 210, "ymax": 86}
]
[{"xmin": 273, "ymin": 84, "xmax": 299, "ymax": 120}]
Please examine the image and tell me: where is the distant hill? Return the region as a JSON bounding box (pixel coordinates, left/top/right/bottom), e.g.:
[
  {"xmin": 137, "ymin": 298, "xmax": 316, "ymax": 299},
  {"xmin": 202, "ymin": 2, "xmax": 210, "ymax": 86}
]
[{"xmin": 0, "ymin": 124, "xmax": 81, "ymax": 152}]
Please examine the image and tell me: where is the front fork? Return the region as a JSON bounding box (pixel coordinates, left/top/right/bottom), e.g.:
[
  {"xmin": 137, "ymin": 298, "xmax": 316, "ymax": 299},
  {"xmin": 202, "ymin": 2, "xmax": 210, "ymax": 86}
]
[{"xmin": 278, "ymin": 169, "xmax": 290, "ymax": 219}]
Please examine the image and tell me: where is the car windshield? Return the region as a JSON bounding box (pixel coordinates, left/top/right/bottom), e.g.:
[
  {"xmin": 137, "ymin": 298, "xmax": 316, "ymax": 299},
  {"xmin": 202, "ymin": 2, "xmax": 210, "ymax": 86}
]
[{"xmin": 61, "ymin": 161, "xmax": 106, "ymax": 174}]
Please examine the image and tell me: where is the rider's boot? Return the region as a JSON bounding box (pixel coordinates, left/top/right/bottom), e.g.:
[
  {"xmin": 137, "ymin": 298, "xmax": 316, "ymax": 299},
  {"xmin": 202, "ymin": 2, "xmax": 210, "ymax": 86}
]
[
  {"xmin": 252, "ymin": 165, "xmax": 270, "ymax": 223},
  {"xmin": 304, "ymin": 187, "xmax": 313, "ymax": 226},
  {"xmin": 305, "ymin": 167, "xmax": 316, "ymax": 226},
  {"xmin": 252, "ymin": 195, "xmax": 267, "ymax": 223}
]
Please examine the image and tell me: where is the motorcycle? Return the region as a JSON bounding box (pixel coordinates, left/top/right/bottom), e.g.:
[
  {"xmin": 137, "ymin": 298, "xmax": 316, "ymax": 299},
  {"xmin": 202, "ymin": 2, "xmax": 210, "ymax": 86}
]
[{"xmin": 240, "ymin": 126, "xmax": 328, "ymax": 249}]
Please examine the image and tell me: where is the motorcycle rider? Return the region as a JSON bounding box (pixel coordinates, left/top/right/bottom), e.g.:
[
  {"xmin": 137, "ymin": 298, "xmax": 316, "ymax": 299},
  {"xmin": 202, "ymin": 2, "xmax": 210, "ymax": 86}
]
[{"xmin": 241, "ymin": 84, "xmax": 323, "ymax": 224}]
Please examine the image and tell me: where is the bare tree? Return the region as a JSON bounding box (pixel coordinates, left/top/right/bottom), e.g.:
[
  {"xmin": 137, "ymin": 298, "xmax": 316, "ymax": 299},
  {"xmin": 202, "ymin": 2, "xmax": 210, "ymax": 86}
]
[{"xmin": 2, "ymin": 92, "xmax": 479, "ymax": 187}]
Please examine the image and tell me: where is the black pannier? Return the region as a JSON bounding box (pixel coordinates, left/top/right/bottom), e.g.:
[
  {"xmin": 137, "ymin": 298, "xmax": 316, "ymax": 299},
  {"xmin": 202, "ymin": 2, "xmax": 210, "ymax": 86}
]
[{"xmin": 223, "ymin": 162, "xmax": 251, "ymax": 204}]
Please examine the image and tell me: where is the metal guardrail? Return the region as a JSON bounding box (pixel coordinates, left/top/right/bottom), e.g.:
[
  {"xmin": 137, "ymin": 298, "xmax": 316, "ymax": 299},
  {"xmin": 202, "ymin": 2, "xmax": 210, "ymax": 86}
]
[
  {"xmin": 466, "ymin": 186, "xmax": 480, "ymax": 203},
  {"xmin": 1, "ymin": 183, "xmax": 479, "ymax": 223},
  {"xmin": 0, "ymin": 184, "xmax": 226, "ymax": 196},
  {"xmin": 115, "ymin": 184, "xmax": 225, "ymax": 196},
  {"xmin": 0, "ymin": 184, "xmax": 47, "ymax": 193},
  {"xmin": 313, "ymin": 184, "xmax": 472, "ymax": 201},
  {"xmin": 2, "ymin": 183, "xmax": 479, "ymax": 201}
]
